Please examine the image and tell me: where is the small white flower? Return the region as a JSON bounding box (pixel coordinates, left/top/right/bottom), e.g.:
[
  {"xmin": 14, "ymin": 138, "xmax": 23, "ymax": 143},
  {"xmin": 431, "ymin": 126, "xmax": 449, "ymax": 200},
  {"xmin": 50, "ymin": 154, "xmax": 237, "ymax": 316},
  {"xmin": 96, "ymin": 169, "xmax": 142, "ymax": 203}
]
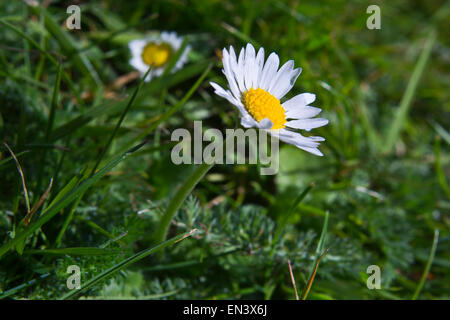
[
  {"xmin": 129, "ymin": 31, "xmax": 190, "ymax": 82},
  {"xmin": 210, "ymin": 43, "xmax": 328, "ymax": 156}
]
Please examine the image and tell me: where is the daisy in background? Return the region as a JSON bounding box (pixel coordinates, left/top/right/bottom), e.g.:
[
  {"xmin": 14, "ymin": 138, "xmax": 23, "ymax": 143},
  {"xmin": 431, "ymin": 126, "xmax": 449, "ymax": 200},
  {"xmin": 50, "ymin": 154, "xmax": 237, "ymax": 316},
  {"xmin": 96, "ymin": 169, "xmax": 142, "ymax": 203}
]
[
  {"xmin": 129, "ymin": 31, "xmax": 190, "ymax": 82},
  {"xmin": 210, "ymin": 43, "xmax": 328, "ymax": 156}
]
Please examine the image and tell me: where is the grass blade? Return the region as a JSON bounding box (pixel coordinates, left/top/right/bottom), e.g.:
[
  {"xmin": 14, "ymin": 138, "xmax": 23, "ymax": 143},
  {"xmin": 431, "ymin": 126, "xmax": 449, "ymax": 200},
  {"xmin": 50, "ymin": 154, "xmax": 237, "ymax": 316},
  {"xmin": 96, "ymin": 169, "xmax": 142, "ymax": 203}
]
[
  {"xmin": 288, "ymin": 259, "xmax": 299, "ymax": 300},
  {"xmin": 271, "ymin": 183, "xmax": 315, "ymax": 255},
  {"xmin": 432, "ymin": 121, "xmax": 450, "ymax": 147},
  {"xmin": 28, "ymin": 5, "xmax": 102, "ymax": 85},
  {"xmin": 434, "ymin": 136, "xmax": 450, "ymax": 198},
  {"xmin": 49, "ymin": 60, "xmax": 210, "ymax": 143},
  {"xmin": 54, "ymin": 193, "xmax": 83, "ymax": 248},
  {"xmin": 60, "ymin": 229, "xmax": 197, "ymax": 300},
  {"xmin": 383, "ymin": 29, "xmax": 436, "ymax": 153},
  {"xmin": 221, "ymin": 22, "xmax": 260, "ymax": 47},
  {"xmin": 24, "ymin": 247, "xmax": 122, "ymax": 256},
  {"xmin": 412, "ymin": 229, "xmax": 439, "ymax": 300},
  {"xmin": 0, "ymin": 273, "xmax": 51, "ymax": 299},
  {"xmin": 0, "ymin": 150, "xmax": 29, "ymax": 169},
  {"xmin": 0, "ymin": 19, "xmax": 85, "ymax": 107},
  {"xmin": 36, "ymin": 61, "xmax": 62, "ymax": 193},
  {"xmin": 301, "ymin": 248, "xmax": 329, "ymax": 300},
  {"xmin": 46, "ymin": 62, "xmax": 62, "ymax": 141},
  {"xmin": 153, "ymin": 163, "xmax": 214, "ymax": 244},
  {"xmin": 0, "ymin": 142, "xmax": 147, "ymax": 259},
  {"xmin": 301, "ymin": 210, "xmax": 329, "ymax": 300},
  {"xmin": 152, "ymin": 128, "xmax": 232, "ymax": 244},
  {"xmin": 90, "ymin": 65, "xmax": 152, "ymax": 176},
  {"xmin": 24, "ymin": 178, "xmax": 53, "ymax": 226},
  {"xmin": 162, "ymin": 36, "xmax": 190, "ymax": 77},
  {"xmin": 3, "ymin": 142, "xmax": 30, "ymax": 213},
  {"xmin": 113, "ymin": 63, "xmax": 212, "ymax": 156}
]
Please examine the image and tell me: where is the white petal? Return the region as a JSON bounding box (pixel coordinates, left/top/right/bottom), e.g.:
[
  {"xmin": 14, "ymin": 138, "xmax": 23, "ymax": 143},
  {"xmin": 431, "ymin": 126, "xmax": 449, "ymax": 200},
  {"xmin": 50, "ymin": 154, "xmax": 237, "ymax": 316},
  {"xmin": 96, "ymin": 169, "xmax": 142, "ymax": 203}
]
[
  {"xmin": 257, "ymin": 118, "xmax": 273, "ymax": 129},
  {"xmin": 229, "ymin": 46, "xmax": 245, "ymax": 93},
  {"xmin": 272, "ymin": 67, "xmax": 302, "ymax": 99},
  {"xmin": 298, "ymin": 146, "xmax": 324, "ymax": 156},
  {"xmin": 129, "ymin": 40, "xmax": 149, "ymax": 74},
  {"xmin": 244, "ymin": 43, "xmax": 256, "ymax": 90},
  {"xmin": 163, "ymin": 31, "xmax": 181, "ymax": 50},
  {"xmin": 237, "ymin": 46, "xmax": 245, "ymax": 70},
  {"xmin": 210, "ymin": 82, "xmax": 240, "ymax": 106},
  {"xmin": 173, "ymin": 45, "xmax": 190, "ymax": 72},
  {"xmin": 160, "ymin": 31, "xmax": 169, "ymax": 40},
  {"xmin": 278, "ymin": 129, "xmax": 321, "ymax": 148},
  {"xmin": 308, "ymin": 136, "xmax": 326, "ymax": 141},
  {"xmin": 259, "ymin": 52, "xmax": 280, "ymax": 90},
  {"xmin": 143, "ymin": 72, "xmax": 154, "ymax": 82},
  {"xmin": 129, "ymin": 56, "xmax": 147, "ymax": 74},
  {"xmin": 285, "ymin": 106, "xmax": 322, "ymax": 119},
  {"xmin": 210, "ymin": 81, "xmax": 249, "ymax": 120},
  {"xmin": 282, "ymin": 93, "xmax": 316, "ymax": 110},
  {"xmin": 241, "ymin": 115, "xmax": 257, "ymax": 128},
  {"xmin": 222, "ymin": 48, "xmax": 241, "ymax": 101},
  {"xmin": 129, "ymin": 32, "xmax": 189, "ymax": 81},
  {"xmin": 276, "ymin": 129, "xmax": 325, "ymax": 155},
  {"xmin": 286, "ymin": 118, "xmax": 329, "ymax": 130},
  {"xmin": 253, "ymin": 47, "xmax": 265, "ymax": 88},
  {"xmin": 152, "ymin": 68, "xmax": 164, "ymax": 77},
  {"xmin": 129, "ymin": 40, "xmax": 146, "ymax": 57},
  {"xmin": 267, "ymin": 60, "xmax": 294, "ymax": 96},
  {"xmin": 210, "ymin": 81, "xmax": 231, "ymax": 97}
]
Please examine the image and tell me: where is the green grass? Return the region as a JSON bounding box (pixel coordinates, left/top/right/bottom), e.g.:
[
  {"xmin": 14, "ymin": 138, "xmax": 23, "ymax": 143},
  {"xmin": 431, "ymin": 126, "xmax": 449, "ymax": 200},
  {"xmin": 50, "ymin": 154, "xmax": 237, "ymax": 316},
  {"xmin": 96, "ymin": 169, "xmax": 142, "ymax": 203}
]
[{"xmin": 0, "ymin": 0, "xmax": 449, "ymax": 300}]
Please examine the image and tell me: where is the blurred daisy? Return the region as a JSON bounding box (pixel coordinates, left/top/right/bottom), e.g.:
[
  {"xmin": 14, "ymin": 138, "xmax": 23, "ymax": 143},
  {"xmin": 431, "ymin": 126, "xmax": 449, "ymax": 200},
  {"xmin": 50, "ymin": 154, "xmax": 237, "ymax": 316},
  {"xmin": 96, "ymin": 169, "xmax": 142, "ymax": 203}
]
[
  {"xmin": 210, "ymin": 43, "xmax": 328, "ymax": 156},
  {"xmin": 129, "ymin": 31, "xmax": 189, "ymax": 82}
]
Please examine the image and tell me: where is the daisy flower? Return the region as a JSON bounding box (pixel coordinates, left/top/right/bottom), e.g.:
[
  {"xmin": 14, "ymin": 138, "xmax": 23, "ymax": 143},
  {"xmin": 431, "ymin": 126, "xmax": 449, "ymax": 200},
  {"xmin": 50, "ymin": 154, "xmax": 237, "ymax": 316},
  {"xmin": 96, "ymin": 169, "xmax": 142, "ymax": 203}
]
[
  {"xmin": 129, "ymin": 31, "xmax": 190, "ymax": 82},
  {"xmin": 210, "ymin": 43, "xmax": 328, "ymax": 156}
]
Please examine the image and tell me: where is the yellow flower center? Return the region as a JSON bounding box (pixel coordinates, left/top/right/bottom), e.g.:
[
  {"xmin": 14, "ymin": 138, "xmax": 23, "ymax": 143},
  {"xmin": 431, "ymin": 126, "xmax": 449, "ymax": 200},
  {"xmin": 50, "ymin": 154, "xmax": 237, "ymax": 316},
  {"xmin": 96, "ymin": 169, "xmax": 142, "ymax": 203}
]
[
  {"xmin": 242, "ymin": 88, "xmax": 286, "ymax": 129},
  {"xmin": 141, "ymin": 42, "xmax": 172, "ymax": 68}
]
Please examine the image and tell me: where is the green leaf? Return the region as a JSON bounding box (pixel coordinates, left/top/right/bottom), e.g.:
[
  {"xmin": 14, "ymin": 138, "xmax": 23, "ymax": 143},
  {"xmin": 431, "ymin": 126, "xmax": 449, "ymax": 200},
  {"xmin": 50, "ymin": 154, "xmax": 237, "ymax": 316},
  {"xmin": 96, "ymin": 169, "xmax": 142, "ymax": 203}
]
[
  {"xmin": 0, "ymin": 142, "xmax": 147, "ymax": 260},
  {"xmin": 153, "ymin": 163, "xmax": 214, "ymax": 244},
  {"xmin": 24, "ymin": 247, "xmax": 122, "ymax": 256},
  {"xmin": 90, "ymin": 65, "xmax": 152, "ymax": 175},
  {"xmin": 301, "ymin": 211, "xmax": 329, "ymax": 300},
  {"xmin": 383, "ymin": 29, "xmax": 436, "ymax": 153},
  {"xmin": 113, "ymin": 63, "xmax": 212, "ymax": 157},
  {"xmin": 27, "ymin": 5, "xmax": 102, "ymax": 85},
  {"xmin": 60, "ymin": 229, "xmax": 197, "ymax": 300},
  {"xmin": 49, "ymin": 60, "xmax": 211, "ymax": 142},
  {"xmin": 412, "ymin": 229, "xmax": 440, "ymax": 300},
  {"xmin": 0, "ymin": 18, "xmax": 85, "ymax": 107},
  {"xmin": 271, "ymin": 183, "xmax": 315, "ymax": 256}
]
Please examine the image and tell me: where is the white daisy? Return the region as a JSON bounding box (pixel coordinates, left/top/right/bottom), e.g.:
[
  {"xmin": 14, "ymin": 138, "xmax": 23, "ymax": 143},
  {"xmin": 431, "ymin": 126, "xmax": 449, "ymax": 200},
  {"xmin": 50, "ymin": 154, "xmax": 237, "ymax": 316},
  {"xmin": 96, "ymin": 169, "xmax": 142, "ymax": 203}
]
[
  {"xmin": 129, "ymin": 31, "xmax": 190, "ymax": 82},
  {"xmin": 210, "ymin": 43, "xmax": 328, "ymax": 156}
]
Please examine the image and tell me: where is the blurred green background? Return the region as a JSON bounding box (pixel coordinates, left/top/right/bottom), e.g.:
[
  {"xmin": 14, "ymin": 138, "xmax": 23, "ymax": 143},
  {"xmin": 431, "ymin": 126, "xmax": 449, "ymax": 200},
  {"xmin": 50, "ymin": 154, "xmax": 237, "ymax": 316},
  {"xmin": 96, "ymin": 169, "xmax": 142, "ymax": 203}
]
[{"xmin": 0, "ymin": 0, "xmax": 449, "ymax": 299}]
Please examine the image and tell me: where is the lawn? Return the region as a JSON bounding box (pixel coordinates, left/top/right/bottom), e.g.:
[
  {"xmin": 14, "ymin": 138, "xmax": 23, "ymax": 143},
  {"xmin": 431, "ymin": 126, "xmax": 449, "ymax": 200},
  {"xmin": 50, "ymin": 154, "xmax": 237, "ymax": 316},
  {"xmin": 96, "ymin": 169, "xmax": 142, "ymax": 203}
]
[{"xmin": 0, "ymin": 0, "xmax": 449, "ymax": 300}]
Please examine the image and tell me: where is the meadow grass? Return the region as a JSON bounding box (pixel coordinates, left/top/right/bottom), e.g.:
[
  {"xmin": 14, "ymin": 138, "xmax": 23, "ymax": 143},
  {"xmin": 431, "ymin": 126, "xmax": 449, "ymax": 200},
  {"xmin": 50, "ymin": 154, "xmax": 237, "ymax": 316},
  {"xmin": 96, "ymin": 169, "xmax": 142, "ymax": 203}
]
[{"xmin": 0, "ymin": 0, "xmax": 448, "ymax": 300}]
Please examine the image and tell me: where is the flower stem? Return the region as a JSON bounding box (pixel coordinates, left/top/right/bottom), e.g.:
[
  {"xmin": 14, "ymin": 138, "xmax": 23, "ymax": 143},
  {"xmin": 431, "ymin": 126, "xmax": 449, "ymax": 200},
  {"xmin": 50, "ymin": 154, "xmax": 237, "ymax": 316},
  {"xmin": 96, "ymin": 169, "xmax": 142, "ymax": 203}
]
[{"xmin": 153, "ymin": 133, "xmax": 235, "ymax": 244}]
